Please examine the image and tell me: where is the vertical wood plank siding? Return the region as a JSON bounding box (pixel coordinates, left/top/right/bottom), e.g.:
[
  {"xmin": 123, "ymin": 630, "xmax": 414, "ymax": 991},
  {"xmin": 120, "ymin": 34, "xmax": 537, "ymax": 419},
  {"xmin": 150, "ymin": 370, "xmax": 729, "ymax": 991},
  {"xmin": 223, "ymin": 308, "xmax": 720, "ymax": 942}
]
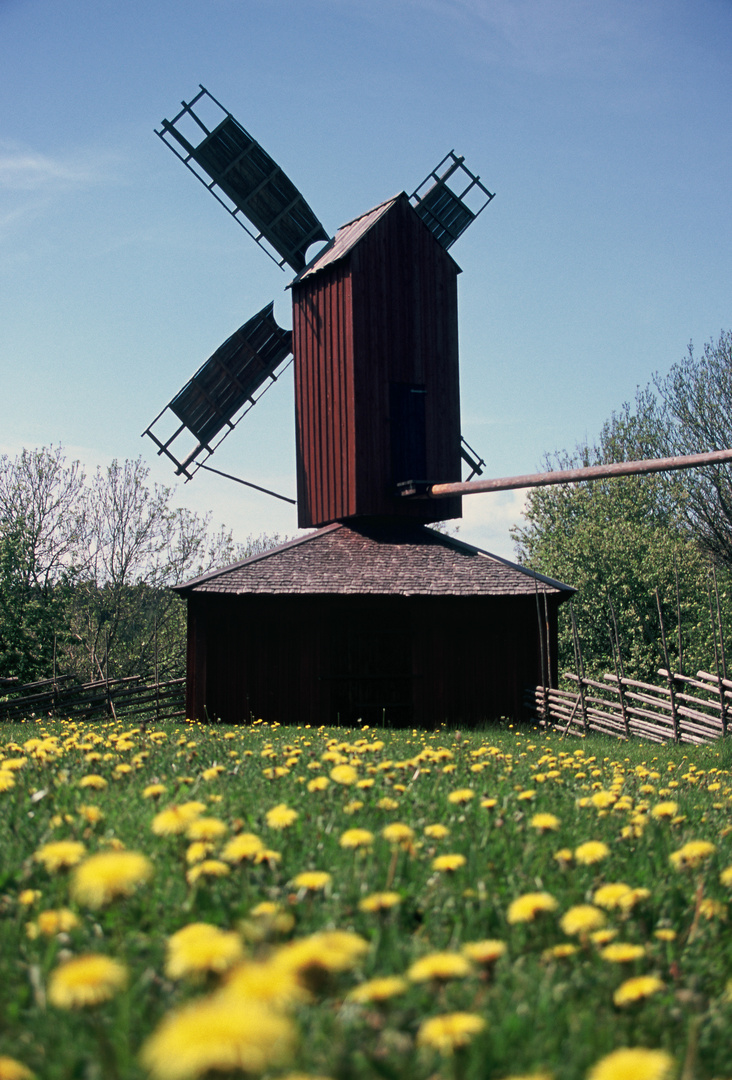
[
  {"xmin": 292, "ymin": 195, "xmax": 462, "ymax": 527},
  {"xmin": 185, "ymin": 593, "xmax": 561, "ymax": 727}
]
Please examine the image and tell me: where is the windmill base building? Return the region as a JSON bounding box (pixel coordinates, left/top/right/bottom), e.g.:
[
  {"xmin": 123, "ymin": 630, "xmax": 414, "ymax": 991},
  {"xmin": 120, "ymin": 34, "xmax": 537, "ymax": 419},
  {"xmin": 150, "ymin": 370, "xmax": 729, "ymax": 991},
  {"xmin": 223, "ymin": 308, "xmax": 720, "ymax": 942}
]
[{"xmin": 149, "ymin": 90, "xmax": 574, "ymax": 726}]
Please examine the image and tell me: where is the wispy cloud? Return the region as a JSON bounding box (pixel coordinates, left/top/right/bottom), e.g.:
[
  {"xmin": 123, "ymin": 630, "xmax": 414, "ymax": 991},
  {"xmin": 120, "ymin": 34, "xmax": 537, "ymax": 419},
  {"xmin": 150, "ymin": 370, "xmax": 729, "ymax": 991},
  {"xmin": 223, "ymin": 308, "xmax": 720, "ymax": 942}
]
[{"xmin": 0, "ymin": 143, "xmax": 106, "ymax": 192}]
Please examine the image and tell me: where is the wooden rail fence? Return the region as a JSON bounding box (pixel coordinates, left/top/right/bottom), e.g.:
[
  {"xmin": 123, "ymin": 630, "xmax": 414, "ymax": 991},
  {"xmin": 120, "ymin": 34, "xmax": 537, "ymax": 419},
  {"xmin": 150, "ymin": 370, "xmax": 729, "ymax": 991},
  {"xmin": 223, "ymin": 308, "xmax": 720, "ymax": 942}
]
[
  {"xmin": 0, "ymin": 674, "xmax": 185, "ymax": 724},
  {"xmin": 525, "ymin": 668, "xmax": 732, "ymax": 745}
]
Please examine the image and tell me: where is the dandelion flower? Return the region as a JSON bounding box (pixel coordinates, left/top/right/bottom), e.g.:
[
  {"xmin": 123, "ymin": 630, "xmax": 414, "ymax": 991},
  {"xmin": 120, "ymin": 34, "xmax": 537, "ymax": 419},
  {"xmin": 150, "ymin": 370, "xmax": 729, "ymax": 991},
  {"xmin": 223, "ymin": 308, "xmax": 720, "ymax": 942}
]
[
  {"xmin": 339, "ymin": 828, "xmax": 374, "ymax": 849},
  {"xmin": 719, "ymin": 865, "xmax": 732, "ymax": 887},
  {"xmin": 432, "ymin": 853, "xmax": 466, "ymax": 873},
  {"xmin": 221, "ymin": 833, "xmax": 264, "ymax": 864},
  {"xmin": 669, "ymin": 840, "xmax": 716, "ymax": 870},
  {"xmin": 654, "ymin": 928, "xmax": 676, "ymax": 942},
  {"xmin": 152, "ymin": 802, "xmax": 206, "ymax": 836},
  {"xmin": 417, "ymin": 1012, "xmax": 485, "ymax": 1054},
  {"xmin": 48, "ymin": 953, "xmax": 127, "ymax": 1008},
  {"xmin": 186, "ymin": 841, "xmax": 213, "ymax": 865},
  {"xmin": 186, "ymin": 817, "xmax": 228, "ymax": 842},
  {"xmin": 381, "ymin": 822, "xmax": 414, "ymax": 844},
  {"xmin": 358, "ymin": 891, "xmax": 402, "ymax": 913},
  {"xmin": 0, "ymin": 1056, "xmax": 35, "ymax": 1079},
  {"xmin": 593, "ymin": 883, "xmax": 633, "ymax": 910},
  {"xmin": 542, "ymin": 943, "xmax": 578, "ymax": 961},
  {"xmin": 530, "ymin": 813, "xmax": 560, "ymax": 832},
  {"xmin": 424, "ymin": 823, "xmax": 450, "ymax": 839},
  {"xmin": 273, "ymin": 931, "xmax": 368, "ymax": 992},
  {"xmin": 348, "ymin": 976, "xmax": 408, "ymax": 1003},
  {"xmin": 575, "ymin": 841, "xmax": 610, "ymax": 865},
  {"xmin": 33, "ymin": 840, "xmax": 86, "ymax": 872},
  {"xmin": 330, "ymin": 764, "xmax": 358, "ymax": 785},
  {"xmin": 0, "ymin": 772, "xmax": 16, "ymax": 793},
  {"xmin": 601, "ymin": 943, "xmax": 645, "ymax": 963},
  {"xmin": 143, "ymin": 783, "xmax": 167, "ymax": 799},
  {"xmin": 507, "ymin": 892, "xmax": 558, "ymax": 924},
  {"xmin": 79, "ymin": 805, "xmax": 104, "ymax": 825},
  {"xmin": 462, "ymin": 939, "xmax": 507, "ymax": 967},
  {"xmin": 481, "ymin": 797, "xmax": 498, "ymax": 809},
  {"xmin": 377, "ymin": 797, "xmax": 399, "ymax": 811},
  {"xmin": 140, "ymin": 996, "xmax": 295, "ymax": 1080},
  {"xmin": 307, "ymin": 776, "xmax": 330, "ymax": 792},
  {"xmin": 18, "ymin": 889, "xmax": 40, "ymax": 907},
  {"xmin": 266, "ymin": 804, "xmax": 299, "ymax": 829},
  {"xmin": 448, "ymin": 788, "xmax": 474, "ymax": 804},
  {"xmin": 186, "ymin": 859, "xmax": 230, "ymax": 885},
  {"xmin": 71, "ymin": 850, "xmax": 152, "ymax": 908},
  {"xmin": 587, "ymin": 1047, "xmax": 674, "ymax": 1080},
  {"xmin": 407, "ymin": 951, "xmax": 472, "ymax": 983},
  {"xmin": 78, "ymin": 775, "xmax": 107, "ymax": 790},
  {"xmin": 560, "ymin": 905, "xmax": 606, "ymax": 936},
  {"xmin": 650, "ymin": 802, "xmax": 678, "ymax": 819},
  {"xmin": 222, "ymin": 960, "xmax": 308, "ymax": 1009},
  {"xmin": 35, "ymin": 909, "xmax": 80, "ymax": 936},
  {"xmin": 291, "ymin": 870, "xmax": 331, "ymax": 892},
  {"xmin": 613, "ymin": 975, "xmax": 665, "ymax": 1006},
  {"xmin": 166, "ymin": 923, "xmax": 244, "ymax": 979},
  {"xmin": 618, "ymin": 887, "xmax": 650, "ymax": 912}
]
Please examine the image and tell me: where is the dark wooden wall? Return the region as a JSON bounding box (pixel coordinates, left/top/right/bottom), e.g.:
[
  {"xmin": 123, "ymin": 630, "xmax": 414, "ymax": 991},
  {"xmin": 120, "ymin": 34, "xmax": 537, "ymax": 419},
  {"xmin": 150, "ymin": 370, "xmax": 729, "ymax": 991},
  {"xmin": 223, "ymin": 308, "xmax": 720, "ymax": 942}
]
[
  {"xmin": 185, "ymin": 592, "xmax": 561, "ymax": 727},
  {"xmin": 292, "ymin": 194, "xmax": 462, "ymax": 528}
]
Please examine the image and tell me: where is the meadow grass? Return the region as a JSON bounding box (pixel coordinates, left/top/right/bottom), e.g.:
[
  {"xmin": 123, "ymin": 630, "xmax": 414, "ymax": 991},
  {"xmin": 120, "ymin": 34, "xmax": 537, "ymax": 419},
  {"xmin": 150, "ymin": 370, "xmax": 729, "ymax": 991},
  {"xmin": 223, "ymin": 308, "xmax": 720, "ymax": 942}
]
[{"xmin": 2, "ymin": 716, "xmax": 732, "ymax": 1080}]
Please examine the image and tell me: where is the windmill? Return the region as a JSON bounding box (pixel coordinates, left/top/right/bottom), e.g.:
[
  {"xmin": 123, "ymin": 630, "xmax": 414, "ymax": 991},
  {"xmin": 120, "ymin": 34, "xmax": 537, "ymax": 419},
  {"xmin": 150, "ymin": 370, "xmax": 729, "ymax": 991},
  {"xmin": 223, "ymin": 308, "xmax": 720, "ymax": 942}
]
[{"xmin": 143, "ymin": 85, "xmax": 492, "ymax": 521}]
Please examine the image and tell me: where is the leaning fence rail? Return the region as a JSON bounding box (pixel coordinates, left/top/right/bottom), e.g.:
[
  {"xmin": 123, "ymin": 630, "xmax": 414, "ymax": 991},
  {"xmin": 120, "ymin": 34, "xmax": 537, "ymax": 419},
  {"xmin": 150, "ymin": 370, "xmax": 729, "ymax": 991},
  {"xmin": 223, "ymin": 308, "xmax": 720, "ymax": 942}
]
[
  {"xmin": 0, "ymin": 674, "xmax": 185, "ymax": 724},
  {"xmin": 525, "ymin": 668, "xmax": 732, "ymax": 745}
]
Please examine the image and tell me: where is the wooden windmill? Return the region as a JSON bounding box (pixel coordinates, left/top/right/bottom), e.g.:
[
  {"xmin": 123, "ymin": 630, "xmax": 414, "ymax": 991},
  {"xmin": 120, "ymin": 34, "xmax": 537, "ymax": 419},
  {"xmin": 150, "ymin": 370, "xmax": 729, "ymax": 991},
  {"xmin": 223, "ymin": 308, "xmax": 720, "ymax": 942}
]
[{"xmin": 144, "ymin": 88, "xmax": 732, "ymax": 727}]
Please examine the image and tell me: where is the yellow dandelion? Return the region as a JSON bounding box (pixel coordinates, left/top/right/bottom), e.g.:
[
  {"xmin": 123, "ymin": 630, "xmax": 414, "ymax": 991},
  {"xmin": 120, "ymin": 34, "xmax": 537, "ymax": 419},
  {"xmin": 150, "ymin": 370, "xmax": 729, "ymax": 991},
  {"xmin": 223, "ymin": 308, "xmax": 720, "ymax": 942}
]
[
  {"xmin": 481, "ymin": 797, "xmax": 498, "ymax": 809},
  {"xmin": 143, "ymin": 783, "xmax": 167, "ymax": 799},
  {"xmin": 33, "ymin": 840, "xmax": 86, "ymax": 872},
  {"xmin": 417, "ymin": 1012, "xmax": 485, "ymax": 1054},
  {"xmin": 186, "ymin": 859, "xmax": 231, "ymax": 885},
  {"xmin": 35, "ymin": 908, "xmax": 80, "ymax": 936},
  {"xmin": 425, "ymin": 823, "xmax": 450, "ymax": 839},
  {"xmin": 140, "ymin": 995, "xmax": 295, "ymax": 1080},
  {"xmin": 613, "ymin": 975, "xmax": 665, "ymax": 1006},
  {"xmin": 591, "ymin": 929, "xmax": 617, "ymax": 946},
  {"xmin": 461, "ymin": 939, "xmax": 507, "ymax": 966},
  {"xmin": 186, "ymin": 841, "xmax": 213, "ymax": 865},
  {"xmin": 382, "ymin": 822, "xmax": 414, "ymax": 844},
  {"xmin": 18, "ymin": 889, "xmax": 41, "ymax": 907},
  {"xmin": 699, "ymin": 898, "xmax": 726, "ymax": 920},
  {"xmin": 273, "ymin": 931, "xmax": 368, "ymax": 990},
  {"xmin": 307, "ymin": 776, "xmax": 330, "ymax": 792},
  {"xmin": 0, "ymin": 1056, "xmax": 35, "ymax": 1080},
  {"xmin": 152, "ymin": 801, "xmax": 206, "ymax": 836},
  {"xmin": 71, "ymin": 850, "xmax": 152, "ymax": 908},
  {"xmin": 186, "ymin": 817, "xmax": 228, "ymax": 842},
  {"xmin": 530, "ymin": 813, "xmax": 560, "ymax": 832},
  {"xmin": 542, "ymin": 943, "xmax": 578, "ymax": 961},
  {"xmin": 78, "ymin": 775, "xmax": 107, "ymax": 790},
  {"xmin": 553, "ymin": 848, "xmax": 573, "ymax": 865},
  {"xmin": 432, "ymin": 853, "xmax": 466, "ymax": 873},
  {"xmin": 517, "ymin": 790, "xmax": 536, "ymax": 801},
  {"xmin": 590, "ymin": 791, "xmax": 616, "ymax": 809},
  {"xmin": 330, "ymin": 764, "xmax": 358, "ymax": 785},
  {"xmin": 650, "ymin": 801, "xmax": 678, "ymax": 819},
  {"xmin": 575, "ymin": 840, "xmax": 610, "ymax": 865},
  {"xmin": 266, "ymin": 804, "xmax": 299, "ymax": 829},
  {"xmin": 221, "ymin": 833, "xmax": 264, "ymax": 864},
  {"xmin": 358, "ymin": 891, "xmax": 402, "ymax": 913},
  {"xmin": 0, "ymin": 772, "xmax": 16, "ymax": 793},
  {"xmin": 654, "ymin": 928, "xmax": 676, "ymax": 942},
  {"xmin": 291, "ymin": 870, "xmax": 331, "ymax": 892},
  {"xmin": 356, "ymin": 778, "xmax": 374, "ymax": 789},
  {"xmin": 669, "ymin": 840, "xmax": 716, "ymax": 870},
  {"xmin": 407, "ymin": 951, "xmax": 472, "ymax": 983},
  {"xmin": 201, "ymin": 766, "xmax": 224, "ymax": 781},
  {"xmin": 448, "ymin": 788, "xmax": 474, "ymax": 804},
  {"xmin": 618, "ymin": 887, "xmax": 650, "ymax": 912},
  {"xmin": 377, "ymin": 796, "xmax": 400, "ymax": 811},
  {"xmin": 719, "ymin": 865, "xmax": 732, "ymax": 887},
  {"xmin": 601, "ymin": 943, "xmax": 646, "ymax": 963},
  {"xmin": 593, "ymin": 883, "xmax": 633, "ymax": 910},
  {"xmin": 222, "ymin": 959, "xmax": 308, "ymax": 1009},
  {"xmin": 48, "ymin": 953, "xmax": 127, "ymax": 1009},
  {"xmin": 343, "ymin": 800, "xmax": 363, "ymax": 815},
  {"xmin": 348, "ymin": 975, "xmax": 408, "ymax": 1003},
  {"xmin": 587, "ymin": 1047, "xmax": 674, "ymax": 1080},
  {"xmin": 339, "ymin": 828, "xmax": 374, "ymax": 849},
  {"xmin": 166, "ymin": 923, "xmax": 244, "ymax": 979},
  {"xmin": 78, "ymin": 805, "xmax": 104, "ymax": 825},
  {"xmin": 560, "ymin": 905, "xmax": 606, "ymax": 936},
  {"xmin": 507, "ymin": 892, "xmax": 558, "ymax": 924}
]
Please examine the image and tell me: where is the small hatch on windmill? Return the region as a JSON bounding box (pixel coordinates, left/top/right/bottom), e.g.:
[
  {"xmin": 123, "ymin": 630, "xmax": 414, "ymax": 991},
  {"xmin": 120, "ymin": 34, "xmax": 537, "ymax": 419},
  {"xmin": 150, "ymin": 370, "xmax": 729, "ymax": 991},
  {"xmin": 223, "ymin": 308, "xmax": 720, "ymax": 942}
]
[
  {"xmin": 156, "ymin": 86, "xmax": 330, "ymax": 272},
  {"xmin": 410, "ymin": 151, "xmax": 495, "ymax": 250}
]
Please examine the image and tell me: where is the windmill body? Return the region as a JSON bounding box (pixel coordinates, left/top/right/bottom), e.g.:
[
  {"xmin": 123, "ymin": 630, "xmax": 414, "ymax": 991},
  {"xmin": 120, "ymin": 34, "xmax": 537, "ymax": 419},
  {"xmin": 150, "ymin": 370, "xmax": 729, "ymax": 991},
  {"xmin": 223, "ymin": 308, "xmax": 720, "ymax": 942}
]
[{"xmin": 147, "ymin": 88, "xmax": 573, "ymax": 727}]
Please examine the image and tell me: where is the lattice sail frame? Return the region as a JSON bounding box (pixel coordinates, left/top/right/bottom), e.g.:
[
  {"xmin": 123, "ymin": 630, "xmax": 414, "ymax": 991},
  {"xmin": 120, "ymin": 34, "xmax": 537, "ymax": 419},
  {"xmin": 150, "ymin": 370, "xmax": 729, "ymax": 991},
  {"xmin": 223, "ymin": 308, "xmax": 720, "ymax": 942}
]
[
  {"xmin": 143, "ymin": 303, "xmax": 292, "ymax": 478},
  {"xmin": 410, "ymin": 151, "xmax": 495, "ymax": 250},
  {"xmin": 156, "ymin": 86, "xmax": 330, "ymax": 272}
]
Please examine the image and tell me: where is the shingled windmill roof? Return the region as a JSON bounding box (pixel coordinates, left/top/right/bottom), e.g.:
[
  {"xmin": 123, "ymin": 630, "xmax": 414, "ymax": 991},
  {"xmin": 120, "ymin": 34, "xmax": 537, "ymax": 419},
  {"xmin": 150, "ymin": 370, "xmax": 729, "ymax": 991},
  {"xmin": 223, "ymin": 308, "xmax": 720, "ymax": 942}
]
[{"xmin": 175, "ymin": 519, "xmax": 575, "ymax": 599}]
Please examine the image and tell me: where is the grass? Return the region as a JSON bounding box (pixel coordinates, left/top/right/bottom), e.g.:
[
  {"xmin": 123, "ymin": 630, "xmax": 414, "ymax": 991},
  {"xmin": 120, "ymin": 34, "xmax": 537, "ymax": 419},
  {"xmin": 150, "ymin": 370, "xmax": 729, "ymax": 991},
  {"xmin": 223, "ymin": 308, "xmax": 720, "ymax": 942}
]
[{"xmin": 2, "ymin": 716, "xmax": 732, "ymax": 1080}]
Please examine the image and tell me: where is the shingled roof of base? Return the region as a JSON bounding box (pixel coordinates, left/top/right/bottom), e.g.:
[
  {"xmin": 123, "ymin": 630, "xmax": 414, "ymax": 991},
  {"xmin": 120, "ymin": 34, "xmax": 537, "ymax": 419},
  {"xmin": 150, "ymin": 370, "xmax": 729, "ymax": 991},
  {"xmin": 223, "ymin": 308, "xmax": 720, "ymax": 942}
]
[{"xmin": 175, "ymin": 519, "xmax": 575, "ymax": 599}]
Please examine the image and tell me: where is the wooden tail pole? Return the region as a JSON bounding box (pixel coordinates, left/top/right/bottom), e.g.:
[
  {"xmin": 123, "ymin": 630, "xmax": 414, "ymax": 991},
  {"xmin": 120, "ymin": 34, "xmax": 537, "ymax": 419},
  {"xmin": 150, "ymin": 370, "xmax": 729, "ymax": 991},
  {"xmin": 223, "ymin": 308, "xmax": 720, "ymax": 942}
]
[{"xmin": 400, "ymin": 447, "xmax": 732, "ymax": 500}]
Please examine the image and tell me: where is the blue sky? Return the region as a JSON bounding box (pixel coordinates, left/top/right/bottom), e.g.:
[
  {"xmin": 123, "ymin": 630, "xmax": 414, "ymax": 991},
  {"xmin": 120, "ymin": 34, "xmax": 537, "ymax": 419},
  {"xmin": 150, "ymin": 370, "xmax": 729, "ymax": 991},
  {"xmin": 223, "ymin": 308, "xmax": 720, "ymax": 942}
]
[{"xmin": 1, "ymin": 0, "xmax": 730, "ymax": 557}]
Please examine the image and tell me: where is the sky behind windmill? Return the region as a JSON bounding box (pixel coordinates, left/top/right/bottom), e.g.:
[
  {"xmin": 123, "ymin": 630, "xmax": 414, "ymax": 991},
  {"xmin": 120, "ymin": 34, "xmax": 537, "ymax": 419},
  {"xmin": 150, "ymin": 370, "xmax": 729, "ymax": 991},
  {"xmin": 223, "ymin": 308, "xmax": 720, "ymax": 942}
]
[{"xmin": 2, "ymin": 0, "xmax": 731, "ymax": 558}]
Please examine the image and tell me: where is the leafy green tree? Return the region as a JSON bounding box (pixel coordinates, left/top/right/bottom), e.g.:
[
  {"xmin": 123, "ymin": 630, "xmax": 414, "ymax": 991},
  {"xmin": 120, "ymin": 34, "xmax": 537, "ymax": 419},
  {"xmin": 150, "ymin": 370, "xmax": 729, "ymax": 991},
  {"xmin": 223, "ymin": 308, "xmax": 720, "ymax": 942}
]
[{"xmin": 512, "ymin": 394, "xmax": 728, "ymax": 682}]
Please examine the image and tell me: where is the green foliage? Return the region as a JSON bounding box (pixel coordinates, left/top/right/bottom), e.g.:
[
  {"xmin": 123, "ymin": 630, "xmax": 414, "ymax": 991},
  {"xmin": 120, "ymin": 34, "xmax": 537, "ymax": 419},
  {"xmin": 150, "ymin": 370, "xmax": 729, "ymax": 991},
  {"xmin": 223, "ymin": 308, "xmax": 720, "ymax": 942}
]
[
  {"xmin": 513, "ymin": 391, "xmax": 732, "ymax": 681},
  {"xmin": 0, "ymin": 447, "xmax": 285, "ymax": 685}
]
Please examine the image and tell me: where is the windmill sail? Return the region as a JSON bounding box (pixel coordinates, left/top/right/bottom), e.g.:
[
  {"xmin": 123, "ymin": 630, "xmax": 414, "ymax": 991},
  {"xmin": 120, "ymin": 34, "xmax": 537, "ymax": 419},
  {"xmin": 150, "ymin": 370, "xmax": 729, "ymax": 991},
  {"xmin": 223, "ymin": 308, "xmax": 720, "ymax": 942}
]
[
  {"xmin": 143, "ymin": 302, "xmax": 292, "ymax": 478},
  {"xmin": 157, "ymin": 86, "xmax": 329, "ymax": 272},
  {"xmin": 411, "ymin": 151, "xmax": 495, "ymax": 249}
]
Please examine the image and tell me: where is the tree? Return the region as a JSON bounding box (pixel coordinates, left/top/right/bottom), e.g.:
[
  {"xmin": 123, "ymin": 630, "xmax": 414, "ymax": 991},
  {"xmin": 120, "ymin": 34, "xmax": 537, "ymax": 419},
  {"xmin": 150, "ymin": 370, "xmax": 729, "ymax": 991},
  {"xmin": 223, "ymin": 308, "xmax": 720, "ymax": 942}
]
[
  {"xmin": 652, "ymin": 330, "xmax": 732, "ymax": 568},
  {"xmin": 512, "ymin": 393, "xmax": 727, "ymax": 682}
]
